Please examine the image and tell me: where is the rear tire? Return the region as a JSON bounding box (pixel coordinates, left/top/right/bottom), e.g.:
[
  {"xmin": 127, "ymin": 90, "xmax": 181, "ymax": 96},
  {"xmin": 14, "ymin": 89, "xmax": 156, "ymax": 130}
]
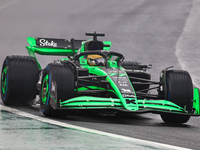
[
  {"xmin": 1, "ymin": 55, "xmax": 39, "ymax": 105},
  {"xmin": 160, "ymin": 70, "xmax": 193, "ymax": 124},
  {"xmin": 40, "ymin": 63, "xmax": 76, "ymax": 117},
  {"xmin": 122, "ymin": 61, "xmax": 141, "ymax": 70},
  {"xmin": 122, "ymin": 61, "xmax": 151, "ymax": 93}
]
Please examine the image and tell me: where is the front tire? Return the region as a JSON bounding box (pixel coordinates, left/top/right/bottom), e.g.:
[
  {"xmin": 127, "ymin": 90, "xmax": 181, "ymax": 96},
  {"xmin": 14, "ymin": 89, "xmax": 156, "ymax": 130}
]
[
  {"xmin": 160, "ymin": 113, "xmax": 190, "ymax": 124},
  {"xmin": 160, "ymin": 70, "xmax": 193, "ymax": 124},
  {"xmin": 40, "ymin": 63, "xmax": 76, "ymax": 117}
]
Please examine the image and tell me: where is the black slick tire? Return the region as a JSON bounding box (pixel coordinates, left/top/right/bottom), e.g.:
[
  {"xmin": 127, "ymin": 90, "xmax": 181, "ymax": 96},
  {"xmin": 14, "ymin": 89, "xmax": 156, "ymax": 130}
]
[
  {"xmin": 122, "ymin": 61, "xmax": 151, "ymax": 93},
  {"xmin": 1, "ymin": 55, "xmax": 39, "ymax": 105},
  {"xmin": 40, "ymin": 63, "xmax": 75, "ymax": 117},
  {"xmin": 160, "ymin": 70, "xmax": 193, "ymax": 124},
  {"xmin": 121, "ymin": 61, "xmax": 141, "ymax": 70}
]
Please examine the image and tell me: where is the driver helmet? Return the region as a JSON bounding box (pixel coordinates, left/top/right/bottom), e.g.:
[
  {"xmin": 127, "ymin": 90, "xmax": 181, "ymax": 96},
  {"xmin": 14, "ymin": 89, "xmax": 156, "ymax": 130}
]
[{"xmin": 87, "ymin": 55, "xmax": 105, "ymax": 66}]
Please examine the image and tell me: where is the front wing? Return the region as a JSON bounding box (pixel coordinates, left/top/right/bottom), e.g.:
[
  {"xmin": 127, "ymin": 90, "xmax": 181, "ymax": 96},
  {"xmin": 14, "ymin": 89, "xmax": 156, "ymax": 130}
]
[{"xmin": 49, "ymin": 88, "xmax": 200, "ymax": 116}]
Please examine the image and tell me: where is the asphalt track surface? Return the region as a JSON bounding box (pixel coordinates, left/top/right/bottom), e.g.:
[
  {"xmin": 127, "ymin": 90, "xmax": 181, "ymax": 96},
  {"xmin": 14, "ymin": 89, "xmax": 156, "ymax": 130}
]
[{"xmin": 0, "ymin": 0, "xmax": 200, "ymax": 149}]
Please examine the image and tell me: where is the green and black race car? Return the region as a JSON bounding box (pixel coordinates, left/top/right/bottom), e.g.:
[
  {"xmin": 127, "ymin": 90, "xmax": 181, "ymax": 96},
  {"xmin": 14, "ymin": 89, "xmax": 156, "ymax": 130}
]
[{"xmin": 1, "ymin": 32, "xmax": 200, "ymax": 124}]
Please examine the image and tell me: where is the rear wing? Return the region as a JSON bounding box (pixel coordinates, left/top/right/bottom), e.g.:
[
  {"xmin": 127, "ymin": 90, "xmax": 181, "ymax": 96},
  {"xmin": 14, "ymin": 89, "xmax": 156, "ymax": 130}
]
[
  {"xmin": 26, "ymin": 37, "xmax": 85, "ymax": 57},
  {"xmin": 27, "ymin": 37, "xmax": 84, "ymax": 50},
  {"xmin": 26, "ymin": 37, "xmax": 111, "ymax": 69}
]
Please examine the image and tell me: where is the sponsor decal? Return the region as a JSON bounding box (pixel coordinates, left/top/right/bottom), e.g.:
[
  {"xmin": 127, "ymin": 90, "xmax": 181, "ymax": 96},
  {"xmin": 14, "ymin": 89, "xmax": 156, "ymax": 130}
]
[
  {"xmin": 102, "ymin": 68, "xmax": 135, "ymax": 98},
  {"xmin": 121, "ymin": 88, "xmax": 135, "ymax": 98},
  {"xmin": 126, "ymin": 99, "xmax": 136, "ymax": 104},
  {"xmin": 122, "ymin": 94, "xmax": 135, "ymax": 98},
  {"xmin": 121, "ymin": 88, "xmax": 132, "ymax": 93},
  {"xmin": 36, "ymin": 38, "xmax": 73, "ymax": 49},
  {"xmin": 119, "ymin": 83, "xmax": 128, "ymax": 87},
  {"xmin": 39, "ymin": 39, "xmax": 57, "ymax": 47},
  {"xmin": 118, "ymin": 80, "xmax": 127, "ymax": 84}
]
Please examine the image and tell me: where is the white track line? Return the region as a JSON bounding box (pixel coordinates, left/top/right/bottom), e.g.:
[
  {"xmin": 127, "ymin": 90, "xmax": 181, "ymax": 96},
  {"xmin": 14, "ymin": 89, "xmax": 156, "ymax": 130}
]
[
  {"xmin": 0, "ymin": 0, "xmax": 19, "ymax": 11},
  {"xmin": 0, "ymin": 105, "xmax": 191, "ymax": 150}
]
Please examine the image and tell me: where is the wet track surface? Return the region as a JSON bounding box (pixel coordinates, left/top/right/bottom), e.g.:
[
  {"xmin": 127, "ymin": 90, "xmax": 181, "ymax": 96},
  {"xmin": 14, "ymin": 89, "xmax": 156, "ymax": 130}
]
[
  {"xmin": 0, "ymin": 105, "xmax": 192, "ymax": 150},
  {"xmin": 0, "ymin": 0, "xmax": 200, "ymax": 149},
  {"xmin": 1, "ymin": 109, "xmax": 159, "ymax": 150}
]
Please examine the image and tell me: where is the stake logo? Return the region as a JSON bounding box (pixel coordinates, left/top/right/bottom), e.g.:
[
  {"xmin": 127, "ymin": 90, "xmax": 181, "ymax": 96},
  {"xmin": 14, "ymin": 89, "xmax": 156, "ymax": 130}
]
[{"xmin": 39, "ymin": 39, "xmax": 57, "ymax": 47}]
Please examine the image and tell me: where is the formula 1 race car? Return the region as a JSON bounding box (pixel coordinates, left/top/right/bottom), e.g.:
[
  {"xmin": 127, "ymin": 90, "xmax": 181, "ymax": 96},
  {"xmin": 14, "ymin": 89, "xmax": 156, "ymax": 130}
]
[{"xmin": 1, "ymin": 32, "xmax": 200, "ymax": 124}]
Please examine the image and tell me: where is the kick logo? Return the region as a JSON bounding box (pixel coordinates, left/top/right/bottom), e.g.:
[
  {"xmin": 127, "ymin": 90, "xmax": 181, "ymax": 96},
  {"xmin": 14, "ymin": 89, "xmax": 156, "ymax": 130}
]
[{"xmin": 39, "ymin": 39, "xmax": 57, "ymax": 47}]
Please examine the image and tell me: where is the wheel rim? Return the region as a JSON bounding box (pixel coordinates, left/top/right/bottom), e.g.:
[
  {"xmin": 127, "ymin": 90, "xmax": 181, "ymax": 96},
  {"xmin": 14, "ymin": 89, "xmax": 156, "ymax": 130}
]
[
  {"xmin": 1, "ymin": 66, "xmax": 8, "ymax": 99},
  {"xmin": 41, "ymin": 74, "xmax": 49, "ymax": 105}
]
